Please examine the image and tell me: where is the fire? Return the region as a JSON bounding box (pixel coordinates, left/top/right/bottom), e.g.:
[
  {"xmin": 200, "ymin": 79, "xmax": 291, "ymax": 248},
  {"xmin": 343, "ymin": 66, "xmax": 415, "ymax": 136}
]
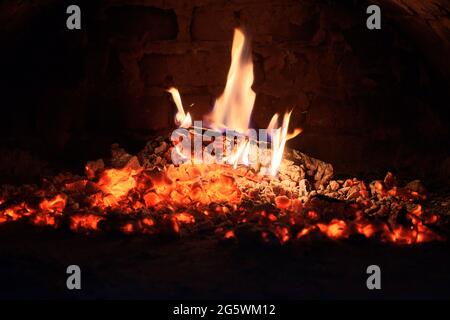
[
  {"xmin": 224, "ymin": 230, "xmax": 236, "ymax": 239},
  {"xmin": 0, "ymin": 30, "xmax": 445, "ymax": 247},
  {"xmin": 167, "ymin": 87, "xmax": 192, "ymax": 128},
  {"xmin": 356, "ymin": 223, "xmax": 377, "ymax": 238},
  {"xmin": 96, "ymin": 157, "xmax": 141, "ymax": 204},
  {"xmin": 39, "ymin": 194, "xmax": 67, "ymax": 213},
  {"xmin": 267, "ymin": 111, "xmax": 302, "ymax": 176},
  {"xmin": 318, "ymin": 219, "xmax": 349, "ymax": 239},
  {"xmin": 168, "ymin": 28, "xmax": 301, "ymax": 176},
  {"xmin": 174, "ymin": 212, "xmax": 195, "ymax": 224},
  {"xmin": 209, "ymin": 28, "xmax": 256, "ymax": 133},
  {"xmin": 70, "ymin": 214, "xmax": 103, "ymax": 232}
]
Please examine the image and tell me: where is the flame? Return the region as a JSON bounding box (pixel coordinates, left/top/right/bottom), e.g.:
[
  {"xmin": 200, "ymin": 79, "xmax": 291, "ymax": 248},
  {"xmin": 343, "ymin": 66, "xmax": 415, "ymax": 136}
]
[
  {"xmin": 225, "ymin": 140, "xmax": 251, "ymax": 169},
  {"xmin": 269, "ymin": 112, "xmax": 290, "ymax": 175},
  {"xmin": 166, "ymin": 28, "xmax": 302, "ymax": 176},
  {"xmin": 209, "ymin": 28, "xmax": 256, "ymax": 133},
  {"xmin": 167, "ymin": 87, "xmax": 192, "ymax": 128},
  {"xmin": 262, "ymin": 112, "xmax": 302, "ymax": 175}
]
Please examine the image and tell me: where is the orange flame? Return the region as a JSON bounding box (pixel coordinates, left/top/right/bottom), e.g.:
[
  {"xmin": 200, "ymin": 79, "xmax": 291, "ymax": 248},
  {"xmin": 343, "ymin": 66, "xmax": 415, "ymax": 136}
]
[
  {"xmin": 167, "ymin": 87, "xmax": 192, "ymax": 128},
  {"xmin": 267, "ymin": 111, "xmax": 302, "ymax": 175},
  {"xmin": 209, "ymin": 28, "xmax": 256, "ymax": 133},
  {"xmin": 167, "ymin": 28, "xmax": 301, "ymax": 176}
]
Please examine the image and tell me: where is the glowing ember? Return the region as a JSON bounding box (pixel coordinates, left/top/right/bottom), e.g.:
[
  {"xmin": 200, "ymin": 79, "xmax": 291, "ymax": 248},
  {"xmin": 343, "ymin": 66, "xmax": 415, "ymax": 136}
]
[
  {"xmin": 0, "ymin": 148, "xmax": 444, "ymax": 246},
  {"xmin": 317, "ymin": 219, "xmax": 348, "ymax": 239},
  {"xmin": 39, "ymin": 194, "xmax": 67, "ymax": 213},
  {"xmin": 70, "ymin": 214, "xmax": 104, "ymax": 232},
  {"xmin": 96, "ymin": 157, "xmax": 141, "ymax": 203}
]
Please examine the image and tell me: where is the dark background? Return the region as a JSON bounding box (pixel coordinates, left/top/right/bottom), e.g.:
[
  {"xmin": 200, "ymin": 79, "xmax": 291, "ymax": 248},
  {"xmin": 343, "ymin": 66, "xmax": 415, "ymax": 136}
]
[{"xmin": 0, "ymin": 0, "xmax": 449, "ymax": 184}]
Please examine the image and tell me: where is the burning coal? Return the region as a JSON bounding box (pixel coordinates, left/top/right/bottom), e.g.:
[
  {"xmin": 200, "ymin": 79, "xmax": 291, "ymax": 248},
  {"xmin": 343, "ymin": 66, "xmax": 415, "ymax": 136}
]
[{"xmin": 0, "ymin": 140, "xmax": 445, "ymax": 245}]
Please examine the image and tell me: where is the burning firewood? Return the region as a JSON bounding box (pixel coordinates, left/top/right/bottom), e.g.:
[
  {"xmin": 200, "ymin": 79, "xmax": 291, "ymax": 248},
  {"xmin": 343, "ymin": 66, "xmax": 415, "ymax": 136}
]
[{"xmin": 0, "ymin": 27, "xmax": 448, "ymax": 246}]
